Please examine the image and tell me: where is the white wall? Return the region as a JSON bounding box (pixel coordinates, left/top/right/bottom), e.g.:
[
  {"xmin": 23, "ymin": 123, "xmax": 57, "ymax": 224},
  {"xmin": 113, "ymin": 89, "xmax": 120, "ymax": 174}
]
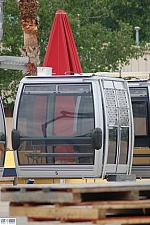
[{"xmin": 121, "ymin": 50, "xmax": 150, "ymax": 75}]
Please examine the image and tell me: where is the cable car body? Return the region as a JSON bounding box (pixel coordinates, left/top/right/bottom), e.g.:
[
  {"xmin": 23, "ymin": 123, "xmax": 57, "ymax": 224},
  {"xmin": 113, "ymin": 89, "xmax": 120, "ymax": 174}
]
[
  {"xmin": 11, "ymin": 73, "xmax": 134, "ymax": 180},
  {"xmin": 128, "ymin": 79, "xmax": 150, "ymax": 178},
  {"xmin": 0, "ymin": 96, "xmax": 6, "ymax": 177}
]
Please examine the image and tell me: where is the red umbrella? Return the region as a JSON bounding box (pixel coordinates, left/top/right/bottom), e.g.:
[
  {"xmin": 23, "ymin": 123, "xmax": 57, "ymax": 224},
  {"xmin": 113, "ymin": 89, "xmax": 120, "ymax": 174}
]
[
  {"xmin": 43, "ymin": 10, "xmax": 82, "ymax": 75},
  {"xmin": 42, "ymin": 10, "xmax": 83, "ymax": 163}
]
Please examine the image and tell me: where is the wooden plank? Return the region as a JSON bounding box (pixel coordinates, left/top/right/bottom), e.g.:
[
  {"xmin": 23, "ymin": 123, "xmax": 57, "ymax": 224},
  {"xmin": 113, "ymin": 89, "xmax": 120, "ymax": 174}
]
[
  {"xmin": 95, "ymin": 216, "xmax": 150, "ymax": 224},
  {"xmin": 28, "ymin": 221, "xmax": 93, "ymax": 225},
  {"xmin": 2, "ymin": 190, "xmax": 81, "ymax": 203},
  {"xmin": 57, "ymin": 199, "xmax": 150, "ymax": 208},
  {"xmin": 2, "ymin": 189, "xmax": 140, "ymax": 203},
  {"xmin": 9, "ymin": 204, "xmax": 103, "ymax": 220},
  {"xmin": 93, "ymin": 199, "xmax": 150, "ymax": 209},
  {"xmin": 2, "ymin": 181, "xmax": 150, "ymax": 194},
  {"xmin": 1, "ymin": 181, "xmax": 150, "ymax": 193},
  {"xmin": 1, "ymin": 180, "xmax": 150, "ymax": 192}
]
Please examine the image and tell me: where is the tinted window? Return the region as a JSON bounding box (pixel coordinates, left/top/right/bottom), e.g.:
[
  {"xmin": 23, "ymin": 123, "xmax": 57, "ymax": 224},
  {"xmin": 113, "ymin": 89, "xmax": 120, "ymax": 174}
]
[
  {"xmin": 132, "ymin": 101, "xmax": 147, "ymax": 135},
  {"xmin": 17, "ymin": 83, "xmax": 95, "ymax": 165}
]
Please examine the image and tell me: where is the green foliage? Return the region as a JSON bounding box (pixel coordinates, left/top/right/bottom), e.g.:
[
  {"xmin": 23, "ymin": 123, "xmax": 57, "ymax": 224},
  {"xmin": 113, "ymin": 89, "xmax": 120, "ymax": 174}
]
[
  {"xmin": 0, "ymin": 0, "xmax": 148, "ymax": 107},
  {"xmin": 101, "ymin": 0, "xmax": 150, "ymax": 42},
  {"xmin": 0, "ymin": 1, "xmax": 23, "ymax": 108},
  {"xmin": 0, "ymin": 70, "xmax": 22, "ymax": 109}
]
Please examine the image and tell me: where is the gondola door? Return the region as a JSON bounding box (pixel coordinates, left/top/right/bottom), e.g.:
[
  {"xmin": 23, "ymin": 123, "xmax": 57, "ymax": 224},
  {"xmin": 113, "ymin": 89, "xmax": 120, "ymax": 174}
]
[{"xmin": 101, "ymin": 79, "xmax": 134, "ymax": 177}]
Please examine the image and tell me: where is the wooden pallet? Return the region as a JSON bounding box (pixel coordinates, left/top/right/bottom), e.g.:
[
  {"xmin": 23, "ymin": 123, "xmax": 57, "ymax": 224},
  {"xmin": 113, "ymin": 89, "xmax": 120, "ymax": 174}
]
[{"xmin": 2, "ymin": 181, "xmax": 150, "ymax": 224}]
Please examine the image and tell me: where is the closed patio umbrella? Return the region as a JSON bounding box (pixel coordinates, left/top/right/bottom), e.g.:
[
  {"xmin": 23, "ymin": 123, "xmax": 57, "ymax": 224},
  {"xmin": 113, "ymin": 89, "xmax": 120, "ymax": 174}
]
[
  {"xmin": 43, "ymin": 10, "xmax": 82, "ymax": 75},
  {"xmin": 42, "ymin": 10, "xmax": 83, "ymax": 163}
]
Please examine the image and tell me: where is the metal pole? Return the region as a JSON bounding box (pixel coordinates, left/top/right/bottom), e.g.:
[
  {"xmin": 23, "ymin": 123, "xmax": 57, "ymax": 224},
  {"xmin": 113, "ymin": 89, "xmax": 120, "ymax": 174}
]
[
  {"xmin": 134, "ymin": 26, "xmax": 140, "ymax": 45},
  {"xmin": 119, "ymin": 70, "xmax": 122, "ymax": 78},
  {"xmin": 0, "ymin": 0, "xmax": 5, "ymax": 41}
]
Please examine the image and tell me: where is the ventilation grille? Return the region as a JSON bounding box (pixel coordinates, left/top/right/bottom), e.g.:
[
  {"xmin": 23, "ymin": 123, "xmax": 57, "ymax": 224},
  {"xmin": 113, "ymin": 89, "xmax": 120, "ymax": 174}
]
[{"xmin": 104, "ymin": 88, "xmax": 129, "ymax": 126}]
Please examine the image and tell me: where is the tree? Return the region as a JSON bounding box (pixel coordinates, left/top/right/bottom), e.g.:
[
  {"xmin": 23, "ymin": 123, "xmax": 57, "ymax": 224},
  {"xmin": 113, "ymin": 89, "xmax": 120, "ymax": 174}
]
[
  {"xmin": 17, "ymin": 0, "xmax": 40, "ymax": 76},
  {"xmin": 100, "ymin": 0, "xmax": 150, "ymax": 43}
]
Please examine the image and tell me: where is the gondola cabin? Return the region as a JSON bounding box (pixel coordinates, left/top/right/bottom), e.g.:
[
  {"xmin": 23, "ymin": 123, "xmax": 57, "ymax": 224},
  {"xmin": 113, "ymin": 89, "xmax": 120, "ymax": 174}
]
[
  {"xmin": 128, "ymin": 79, "xmax": 150, "ymax": 178},
  {"xmin": 11, "ymin": 73, "xmax": 134, "ymax": 180},
  {"xmin": 0, "ymin": 97, "xmax": 6, "ymax": 177}
]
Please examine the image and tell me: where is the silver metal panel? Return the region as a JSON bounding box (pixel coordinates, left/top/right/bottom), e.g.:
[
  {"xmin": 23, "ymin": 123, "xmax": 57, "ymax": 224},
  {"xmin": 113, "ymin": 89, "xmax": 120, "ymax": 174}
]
[{"xmin": 0, "ymin": 56, "xmax": 29, "ymax": 70}]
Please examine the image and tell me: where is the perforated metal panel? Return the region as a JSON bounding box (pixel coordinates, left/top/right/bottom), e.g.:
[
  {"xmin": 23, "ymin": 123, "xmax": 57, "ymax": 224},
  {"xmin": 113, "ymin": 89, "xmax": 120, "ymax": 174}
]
[
  {"xmin": 104, "ymin": 84, "xmax": 129, "ymax": 126},
  {"xmin": 117, "ymin": 89, "xmax": 129, "ymax": 126},
  {"xmin": 104, "ymin": 89, "xmax": 117, "ymax": 125}
]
